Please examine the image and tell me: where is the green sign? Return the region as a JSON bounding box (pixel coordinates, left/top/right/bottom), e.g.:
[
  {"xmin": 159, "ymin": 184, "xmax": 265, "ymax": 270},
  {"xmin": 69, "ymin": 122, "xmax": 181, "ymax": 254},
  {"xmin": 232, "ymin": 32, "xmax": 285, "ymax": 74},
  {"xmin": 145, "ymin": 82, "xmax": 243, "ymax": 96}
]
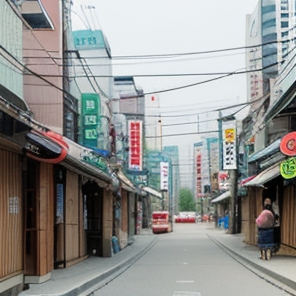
[
  {"xmin": 280, "ymin": 157, "xmax": 296, "ymax": 179},
  {"xmin": 81, "ymin": 149, "xmax": 108, "ymax": 172},
  {"xmin": 81, "ymin": 93, "xmax": 101, "ymax": 148}
]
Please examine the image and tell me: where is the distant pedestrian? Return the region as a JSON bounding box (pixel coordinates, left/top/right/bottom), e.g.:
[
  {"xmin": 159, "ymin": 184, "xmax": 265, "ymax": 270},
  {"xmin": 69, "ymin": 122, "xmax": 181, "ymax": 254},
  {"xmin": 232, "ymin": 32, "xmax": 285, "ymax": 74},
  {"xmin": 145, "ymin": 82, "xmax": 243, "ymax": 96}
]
[{"xmin": 256, "ymin": 198, "xmax": 275, "ymax": 228}]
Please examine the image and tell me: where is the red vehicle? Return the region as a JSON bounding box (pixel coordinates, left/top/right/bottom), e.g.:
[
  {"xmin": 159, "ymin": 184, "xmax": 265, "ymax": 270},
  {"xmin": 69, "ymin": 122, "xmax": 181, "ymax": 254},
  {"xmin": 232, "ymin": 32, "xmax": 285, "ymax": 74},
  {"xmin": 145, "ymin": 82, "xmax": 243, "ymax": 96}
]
[
  {"xmin": 151, "ymin": 211, "xmax": 171, "ymax": 234},
  {"xmin": 175, "ymin": 214, "xmax": 196, "ymax": 223}
]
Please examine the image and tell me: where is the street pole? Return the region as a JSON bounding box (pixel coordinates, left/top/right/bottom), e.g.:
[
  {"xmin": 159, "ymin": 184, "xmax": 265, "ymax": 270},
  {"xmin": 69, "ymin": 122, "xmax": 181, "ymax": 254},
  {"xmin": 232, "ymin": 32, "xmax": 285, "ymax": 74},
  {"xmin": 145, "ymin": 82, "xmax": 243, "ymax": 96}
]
[
  {"xmin": 228, "ymin": 169, "xmax": 238, "ymax": 234},
  {"xmin": 218, "ymin": 112, "xmax": 238, "ymax": 234}
]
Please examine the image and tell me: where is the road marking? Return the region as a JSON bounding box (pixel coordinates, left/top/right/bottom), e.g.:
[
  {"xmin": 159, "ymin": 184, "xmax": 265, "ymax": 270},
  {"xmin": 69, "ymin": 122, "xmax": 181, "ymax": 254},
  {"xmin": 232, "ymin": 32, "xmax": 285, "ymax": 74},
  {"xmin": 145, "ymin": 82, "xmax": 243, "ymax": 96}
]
[
  {"xmin": 183, "ymin": 262, "xmax": 188, "ymax": 265},
  {"xmin": 173, "ymin": 292, "xmax": 201, "ymax": 296},
  {"xmin": 176, "ymin": 280, "xmax": 195, "ymax": 283}
]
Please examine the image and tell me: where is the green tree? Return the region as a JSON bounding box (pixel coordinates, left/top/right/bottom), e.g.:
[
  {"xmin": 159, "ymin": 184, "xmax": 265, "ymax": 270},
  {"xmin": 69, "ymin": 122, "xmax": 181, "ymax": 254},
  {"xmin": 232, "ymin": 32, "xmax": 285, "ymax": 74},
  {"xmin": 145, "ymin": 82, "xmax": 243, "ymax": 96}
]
[{"xmin": 179, "ymin": 188, "xmax": 196, "ymax": 211}]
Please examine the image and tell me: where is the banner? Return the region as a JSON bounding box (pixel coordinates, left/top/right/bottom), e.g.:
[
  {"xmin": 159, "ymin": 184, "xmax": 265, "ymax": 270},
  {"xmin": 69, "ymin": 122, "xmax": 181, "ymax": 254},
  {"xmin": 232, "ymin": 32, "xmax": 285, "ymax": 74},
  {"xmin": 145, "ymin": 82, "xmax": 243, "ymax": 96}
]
[
  {"xmin": 128, "ymin": 120, "xmax": 143, "ymax": 171},
  {"xmin": 222, "ymin": 120, "xmax": 237, "ymax": 170},
  {"xmin": 160, "ymin": 162, "xmax": 169, "ymax": 191}
]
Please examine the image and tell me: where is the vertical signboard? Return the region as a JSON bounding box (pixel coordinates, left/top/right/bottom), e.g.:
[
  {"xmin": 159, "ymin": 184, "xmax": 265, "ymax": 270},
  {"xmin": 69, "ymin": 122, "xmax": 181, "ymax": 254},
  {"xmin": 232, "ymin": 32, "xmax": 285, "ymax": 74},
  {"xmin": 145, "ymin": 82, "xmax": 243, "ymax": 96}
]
[
  {"xmin": 56, "ymin": 183, "xmax": 64, "ymax": 224},
  {"xmin": 218, "ymin": 171, "xmax": 230, "ymax": 191},
  {"xmin": 194, "ymin": 142, "xmax": 203, "ymax": 198},
  {"xmin": 128, "ymin": 120, "xmax": 143, "ymax": 171},
  {"xmin": 160, "ymin": 162, "xmax": 169, "ymax": 190},
  {"xmin": 222, "ymin": 120, "xmax": 237, "ymax": 170},
  {"xmin": 81, "ymin": 93, "xmax": 100, "ymax": 148}
]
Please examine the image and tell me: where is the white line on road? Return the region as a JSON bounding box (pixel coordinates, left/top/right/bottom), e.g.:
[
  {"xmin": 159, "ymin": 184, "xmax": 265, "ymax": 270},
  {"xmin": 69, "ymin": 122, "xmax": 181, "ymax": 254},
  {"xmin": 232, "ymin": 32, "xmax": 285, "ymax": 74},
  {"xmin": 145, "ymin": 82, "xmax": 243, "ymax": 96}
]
[{"xmin": 176, "ymin": 280, "xmax": 195, "ymax": 283}]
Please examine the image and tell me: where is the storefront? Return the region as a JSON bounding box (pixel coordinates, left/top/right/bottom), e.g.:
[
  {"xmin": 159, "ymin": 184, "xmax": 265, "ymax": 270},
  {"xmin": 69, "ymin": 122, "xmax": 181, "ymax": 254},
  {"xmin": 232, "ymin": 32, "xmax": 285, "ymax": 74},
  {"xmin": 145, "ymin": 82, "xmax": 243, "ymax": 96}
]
[
  {"xmin": 0, "ymin": 99, "xmax": 34, "ymax": 294},
  {"xmin": 117, "ymin": 169, "xmax": 138, "ymax": 246},
  {"xmin": 243, "ymin": 143, "xmax": 296, "ymax": 256}
]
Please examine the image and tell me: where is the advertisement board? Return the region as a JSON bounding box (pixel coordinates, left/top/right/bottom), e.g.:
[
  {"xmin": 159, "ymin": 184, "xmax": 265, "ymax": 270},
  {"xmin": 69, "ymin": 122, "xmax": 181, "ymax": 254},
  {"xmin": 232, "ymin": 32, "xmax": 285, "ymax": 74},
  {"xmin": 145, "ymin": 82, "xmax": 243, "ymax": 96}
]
[
  {"xmin": 128, "ymin": 120, "xmax": 143, "ymax": 171},
  {"xmin": 81, "ymin": 93, "xmax": 100, "ymax": 148},
  {"xmin": 160, "ymin": 162, "xmax": 169, "ymax": 191},
  {"xmin": 222, "ymin": 120, "xmax": 237, "ymax": 170}
]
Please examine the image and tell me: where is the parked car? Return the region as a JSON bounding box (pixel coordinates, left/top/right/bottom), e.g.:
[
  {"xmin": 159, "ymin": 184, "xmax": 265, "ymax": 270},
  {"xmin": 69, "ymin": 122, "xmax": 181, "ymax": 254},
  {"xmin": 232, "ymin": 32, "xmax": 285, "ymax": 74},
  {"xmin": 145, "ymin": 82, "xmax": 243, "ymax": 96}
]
[{"xmin": 175, "ymin": 214, "xmax": 196, "ymax": 223}]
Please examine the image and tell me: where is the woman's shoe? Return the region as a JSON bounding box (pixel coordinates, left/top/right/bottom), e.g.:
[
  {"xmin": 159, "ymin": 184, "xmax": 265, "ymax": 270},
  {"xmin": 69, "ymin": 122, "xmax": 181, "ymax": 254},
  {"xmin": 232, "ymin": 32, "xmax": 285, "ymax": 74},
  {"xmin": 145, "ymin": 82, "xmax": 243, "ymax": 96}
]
[
  {"xmin": 261, "ymin": 249, "xmax": 266, "ymax": 260},
  {"xmin": 266, "ymin": 249, "xmax": 271, "ymax": 260}
]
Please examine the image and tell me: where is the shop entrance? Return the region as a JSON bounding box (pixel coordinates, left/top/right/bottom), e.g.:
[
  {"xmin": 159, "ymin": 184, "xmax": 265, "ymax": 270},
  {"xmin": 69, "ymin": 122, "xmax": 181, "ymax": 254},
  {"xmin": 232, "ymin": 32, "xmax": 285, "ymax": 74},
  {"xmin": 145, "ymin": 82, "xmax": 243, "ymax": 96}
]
[
  {"xmin": 82, "ymin": 181, "xmax": 103, "ymax": 256},
  {"xmin": 24, "ymin": 159, "xmax": 39, "ymax": 275}
]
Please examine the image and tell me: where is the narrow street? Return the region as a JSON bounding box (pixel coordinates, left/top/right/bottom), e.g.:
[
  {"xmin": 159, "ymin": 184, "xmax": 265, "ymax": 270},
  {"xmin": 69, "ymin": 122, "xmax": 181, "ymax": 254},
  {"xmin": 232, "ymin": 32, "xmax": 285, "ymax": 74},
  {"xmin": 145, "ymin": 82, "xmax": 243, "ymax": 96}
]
[{"xmin": 92, "ymin": 223, "xmax": 290, "ymax": 296}]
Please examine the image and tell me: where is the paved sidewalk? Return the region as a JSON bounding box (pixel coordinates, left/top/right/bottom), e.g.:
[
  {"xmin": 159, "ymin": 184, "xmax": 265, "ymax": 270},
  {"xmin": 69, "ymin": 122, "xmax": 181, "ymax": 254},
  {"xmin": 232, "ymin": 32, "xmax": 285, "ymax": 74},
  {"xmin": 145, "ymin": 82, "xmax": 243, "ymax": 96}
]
[
  {"xmin": 20, "ymin": 225, "xmax": 296, "ymax": 296},
  {"xmin": 19, "ymin": 230, "xmax": 158, "ymax": 296},
  {"xmin": 207, "ymin": 226, "xmax": 296, "ymax": 296}
]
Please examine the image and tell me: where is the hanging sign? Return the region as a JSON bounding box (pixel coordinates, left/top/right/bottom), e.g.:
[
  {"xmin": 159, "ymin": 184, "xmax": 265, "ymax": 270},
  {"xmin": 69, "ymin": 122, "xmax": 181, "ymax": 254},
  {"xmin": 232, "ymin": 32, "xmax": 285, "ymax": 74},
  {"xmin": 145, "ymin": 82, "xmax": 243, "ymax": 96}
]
[
  {"xmin": 280, "ymin": 132, "xmax": 296, "ymax": 156},
  {"xmin": 222, "ymin": 121, "xmax": 237, "ymax": 170},
  {"xmin": 25, "ymin": 130, "xmax": 68, "ymax": 164},
  {"xmin": 280, "ymin": 157, "xmax": 296, "ymax": 179},
  {"xmin": 160, "ymin": 162, "xmax": 169, "ymax": 191},
  {"xmin": 128, "ymin": 120, "xmax": 143, "ymax": 171}
]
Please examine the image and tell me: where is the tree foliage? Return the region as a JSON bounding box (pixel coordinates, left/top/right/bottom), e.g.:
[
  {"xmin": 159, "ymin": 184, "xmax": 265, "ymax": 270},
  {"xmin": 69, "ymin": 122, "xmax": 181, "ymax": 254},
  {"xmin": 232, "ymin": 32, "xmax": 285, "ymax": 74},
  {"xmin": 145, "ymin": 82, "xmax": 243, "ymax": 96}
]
[{"xmin": 179, "ymin": 188, "xmax": 196, "ymax": 211}]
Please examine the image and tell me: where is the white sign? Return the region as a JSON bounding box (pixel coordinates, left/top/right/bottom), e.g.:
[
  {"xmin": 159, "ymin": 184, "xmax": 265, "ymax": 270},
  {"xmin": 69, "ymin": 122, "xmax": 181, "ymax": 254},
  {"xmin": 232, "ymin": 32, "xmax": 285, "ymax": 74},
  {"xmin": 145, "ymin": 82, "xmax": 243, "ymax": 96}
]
[
  {"xmin": 160, "ymin": 162, "xmax": 169, "ymax": 190},
  {"xmin": 222, "ymin": 121, "xmax": 237, "ymax": 170},
  {"xmin": 9, "ymin": 197, "xmax": 19, "ymax": 214}
]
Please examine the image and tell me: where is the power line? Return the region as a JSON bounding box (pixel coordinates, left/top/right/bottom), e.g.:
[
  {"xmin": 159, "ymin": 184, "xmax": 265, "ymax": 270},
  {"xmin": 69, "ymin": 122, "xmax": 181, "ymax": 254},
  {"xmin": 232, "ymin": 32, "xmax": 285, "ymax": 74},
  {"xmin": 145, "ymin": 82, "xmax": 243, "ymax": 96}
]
[
  {"xmin": 110, "ymin": 39, "xmax": 295, "ymax": 59},
  {"xmin": 20, "ymin": 60, "xmax": 281, "ymax": 99},
  {"xmin": 145, "ymin": 130, "xmax": 219, "ymax": 138},
  {"xmin": 22, "ymin": 38, "xmax": 294, "ymax": 60}
]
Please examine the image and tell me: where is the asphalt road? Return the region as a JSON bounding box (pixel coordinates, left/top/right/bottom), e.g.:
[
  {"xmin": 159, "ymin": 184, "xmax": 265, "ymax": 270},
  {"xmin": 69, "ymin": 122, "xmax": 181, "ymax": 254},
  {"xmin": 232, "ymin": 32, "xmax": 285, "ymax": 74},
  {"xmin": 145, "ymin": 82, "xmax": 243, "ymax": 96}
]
[{"xmin": 92, "ymin": 223, "xmax": 290, "ymax": 296}]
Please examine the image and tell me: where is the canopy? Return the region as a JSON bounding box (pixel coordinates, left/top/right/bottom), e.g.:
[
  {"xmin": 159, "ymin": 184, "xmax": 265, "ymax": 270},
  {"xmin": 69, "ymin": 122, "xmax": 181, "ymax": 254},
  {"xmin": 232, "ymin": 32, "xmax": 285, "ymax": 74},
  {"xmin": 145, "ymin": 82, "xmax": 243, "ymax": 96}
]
[
  {"xmin": 243, "ymin": 162, "xmax": 281, "ymax": 187},
  {"xmin": 117, "ymin": 169, "xmax": 138, "ymax": 193},
  {"xmin": 248, "ymin": 139, "xmax": 281, "ymax": 163},
  {"xmin": 211, "ymin": 191, "xmax": 230, "ymax": 203},
  {"xmin": 142, "ymin": 186, "xmax": 162, "ymax": 199}
]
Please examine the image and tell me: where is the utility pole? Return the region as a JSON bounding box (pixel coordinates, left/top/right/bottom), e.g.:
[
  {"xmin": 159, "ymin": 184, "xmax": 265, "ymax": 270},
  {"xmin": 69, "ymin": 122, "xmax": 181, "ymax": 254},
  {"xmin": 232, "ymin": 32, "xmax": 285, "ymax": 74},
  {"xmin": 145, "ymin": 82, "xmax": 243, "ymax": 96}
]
[
  {"xmin": 218, "ymin": 112, "xmax": 238, "ymax": 234},
  {"xmin": 228, "ymin": 169, "xmax": 238, "ymax": 234}
]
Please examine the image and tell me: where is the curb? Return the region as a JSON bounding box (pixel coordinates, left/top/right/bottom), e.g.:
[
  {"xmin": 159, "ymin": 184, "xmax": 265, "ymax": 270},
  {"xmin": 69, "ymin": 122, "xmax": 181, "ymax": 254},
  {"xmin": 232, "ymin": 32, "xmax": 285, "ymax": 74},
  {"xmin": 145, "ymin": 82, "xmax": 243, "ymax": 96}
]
[
  {"xmin": 72, "ymin": 236, "xmax": 158, "ymax": 296},
  {"xmin": 208, "ymin": 235, "xmax": 296, "ymax": 296}
]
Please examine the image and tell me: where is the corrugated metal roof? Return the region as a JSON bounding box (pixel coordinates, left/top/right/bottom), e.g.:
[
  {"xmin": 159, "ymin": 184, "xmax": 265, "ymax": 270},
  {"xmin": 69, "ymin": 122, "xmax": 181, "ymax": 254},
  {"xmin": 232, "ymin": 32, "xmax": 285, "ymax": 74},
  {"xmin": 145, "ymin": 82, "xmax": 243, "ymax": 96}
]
[
  {"xmin": 248, "ymin": 139, "xmax": 281, "ymax": 163},
  {"xmin": 243, "ymin": 162, "xmax": 281, "ymax": 187},
  {"xmin": 142, "ymin": 186, "xmax": 162, "ymax": 199},
  {"xmin": 211, "ymin": 191, "xmax": 230, "ymax": 203}
]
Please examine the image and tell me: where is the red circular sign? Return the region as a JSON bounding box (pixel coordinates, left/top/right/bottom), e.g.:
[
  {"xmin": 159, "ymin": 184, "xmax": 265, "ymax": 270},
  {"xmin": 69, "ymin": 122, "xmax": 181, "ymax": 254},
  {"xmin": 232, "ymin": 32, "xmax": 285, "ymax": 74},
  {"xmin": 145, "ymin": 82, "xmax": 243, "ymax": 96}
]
[{"xmin": 280, "ymin": 132, "xmax": 296, "ymax": 156}]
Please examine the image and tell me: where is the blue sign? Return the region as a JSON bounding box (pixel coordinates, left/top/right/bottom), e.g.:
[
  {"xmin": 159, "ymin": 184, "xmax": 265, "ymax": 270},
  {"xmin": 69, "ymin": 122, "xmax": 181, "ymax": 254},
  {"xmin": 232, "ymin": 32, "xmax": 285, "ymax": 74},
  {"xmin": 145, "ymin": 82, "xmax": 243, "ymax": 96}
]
[{"xmin": 73, "ymin": 30, "xmax": 105, "ymax": 50}]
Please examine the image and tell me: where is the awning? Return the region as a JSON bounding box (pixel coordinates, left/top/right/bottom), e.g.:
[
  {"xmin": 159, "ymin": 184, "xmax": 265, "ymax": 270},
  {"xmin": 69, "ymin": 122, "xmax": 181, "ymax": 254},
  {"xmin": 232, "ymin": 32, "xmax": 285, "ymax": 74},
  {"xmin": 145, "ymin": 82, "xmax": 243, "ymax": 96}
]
[
  {"xmin": 248, "ymin": 139, "xmax": 281, "ymax": 163},
  {"xmin": 243, "ymin": 162, "xmax": 281, "ymax": 187},
  {"xmin": 117, "ymin": 169, "xmax": 138, "ymax": 193},
  {"xmin": 239, "ymin": 175, "xmax": 256, "ymax": 186},
  {"xmin": 62, "ymin": 154, "xmax": 112, "ymax": 188},
  {"xmin": 20, "ymin": 0, "xmax": 54, "ymax": 29},
  {"xmin": 24, "ymin": 130, "xmax": 68, "ymax": 164},
  {"xmin": 142, "ymin": 186, "xmax": 162, "ymax": 199},
  {"xmin": 0, "ymin": 86, "xmax": 29, "ymax": 112},
  {"xmin": 62, "ymin": 138, "xmax": 113, "ymax": 187},
  {"xmin": 211, "ymin": 191, "xmax": 230, "ymax": 203}
]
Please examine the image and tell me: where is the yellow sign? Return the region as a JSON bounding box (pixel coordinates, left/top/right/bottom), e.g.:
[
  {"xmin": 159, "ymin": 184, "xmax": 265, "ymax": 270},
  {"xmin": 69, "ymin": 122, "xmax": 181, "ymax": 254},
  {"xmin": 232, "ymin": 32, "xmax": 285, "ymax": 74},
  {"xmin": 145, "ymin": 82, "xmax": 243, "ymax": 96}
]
[{"xmin": 224, "ymin": 128, "xmax": 235, "ymax": 142}]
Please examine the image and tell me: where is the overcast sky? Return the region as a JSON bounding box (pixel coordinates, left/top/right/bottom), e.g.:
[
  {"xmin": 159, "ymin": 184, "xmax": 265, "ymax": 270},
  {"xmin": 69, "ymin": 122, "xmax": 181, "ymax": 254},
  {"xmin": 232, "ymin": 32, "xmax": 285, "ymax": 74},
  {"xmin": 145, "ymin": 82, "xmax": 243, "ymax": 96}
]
[{"xmin": 72, "ymin": 0, "xmax": 259, "ymax": 187}]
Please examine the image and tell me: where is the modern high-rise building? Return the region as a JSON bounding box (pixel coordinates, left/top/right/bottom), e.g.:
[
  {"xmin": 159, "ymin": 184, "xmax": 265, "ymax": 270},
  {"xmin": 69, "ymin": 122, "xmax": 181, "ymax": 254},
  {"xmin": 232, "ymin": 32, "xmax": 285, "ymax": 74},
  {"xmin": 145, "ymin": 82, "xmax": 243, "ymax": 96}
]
[{"xmin": 245, "ymin": 0, "xmax": 296, "ymax": 150}]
